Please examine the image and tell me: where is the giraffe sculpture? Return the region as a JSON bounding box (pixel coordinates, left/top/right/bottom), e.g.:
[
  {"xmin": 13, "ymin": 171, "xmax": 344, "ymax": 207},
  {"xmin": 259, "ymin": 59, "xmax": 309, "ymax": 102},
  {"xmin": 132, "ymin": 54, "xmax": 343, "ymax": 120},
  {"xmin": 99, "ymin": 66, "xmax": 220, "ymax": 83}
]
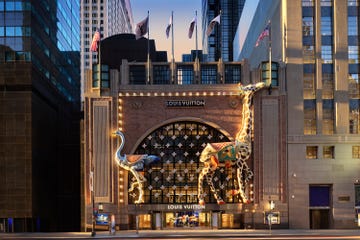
[
  {"xmin": 197, "ymin": 82, "xmax": 266, "ymax": 205},
  {"xmin": 114, "ymin": 130, "xmax": 160, "ymax": 204}
]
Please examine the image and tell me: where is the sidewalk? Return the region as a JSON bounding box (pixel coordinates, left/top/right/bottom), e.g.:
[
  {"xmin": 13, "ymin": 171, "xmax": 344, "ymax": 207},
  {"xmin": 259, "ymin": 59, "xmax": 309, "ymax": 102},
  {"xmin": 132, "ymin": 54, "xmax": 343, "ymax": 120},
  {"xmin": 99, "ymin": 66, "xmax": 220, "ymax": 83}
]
[{"xmin": 0, "ymin": 229, "xmax": 360, "ymax": 239}]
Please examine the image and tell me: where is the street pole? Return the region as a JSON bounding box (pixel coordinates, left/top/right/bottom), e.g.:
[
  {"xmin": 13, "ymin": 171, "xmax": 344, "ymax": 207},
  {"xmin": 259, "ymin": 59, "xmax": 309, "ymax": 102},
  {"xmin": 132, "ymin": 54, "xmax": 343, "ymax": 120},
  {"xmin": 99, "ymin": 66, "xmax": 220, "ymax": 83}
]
[
  {"xmin": 268, "ymin": 213, "xmax": 272, "ymax": 234},
  {"xmin": 136, "ymin": 204, "xmax": 139, "ymax": 234},
  {"xmin": 91, "ymin": 190, "xmax": 96, "ymax": 237},
  {"xmin": 90, "ymin": 150, "xmax": 96, "ymax": 237}
]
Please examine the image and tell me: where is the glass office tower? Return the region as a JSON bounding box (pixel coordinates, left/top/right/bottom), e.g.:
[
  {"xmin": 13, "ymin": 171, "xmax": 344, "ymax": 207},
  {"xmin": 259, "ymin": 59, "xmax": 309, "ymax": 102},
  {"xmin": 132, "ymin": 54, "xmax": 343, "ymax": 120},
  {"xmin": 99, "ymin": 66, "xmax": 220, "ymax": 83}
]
[
  {"xmin": 80, "ymin": 0, "xmax": 133, "ymax": 101},
  {"xmin": 0, "ymin": 0, "xmax": 80, "ymax": 232},
  {"xmin": 202, "ymin": 0, "xmax": 245, "ymax": 61}
]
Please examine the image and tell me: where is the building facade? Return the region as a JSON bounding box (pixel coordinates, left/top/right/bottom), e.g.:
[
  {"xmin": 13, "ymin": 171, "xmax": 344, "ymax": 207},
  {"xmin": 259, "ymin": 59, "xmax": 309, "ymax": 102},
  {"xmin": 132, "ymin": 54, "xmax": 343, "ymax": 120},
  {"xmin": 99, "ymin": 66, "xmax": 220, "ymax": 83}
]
[
  {"xmin": 80, "ymin": 0, "xmax": 133, "ymax": 100},
  {"xmin": 83, "ymin": 33, "xmax": 288, "ymax": 231},
  {"xmin": 234, "ymin": 0, "xmax": 360, "ymax": 229},
  {"xmin": 202, "ymin": 0, "xmax": 246, "ymax": 61},
  {"xmin": 0, "ymin": 0, "xmax": 81, "ymax": 232}
]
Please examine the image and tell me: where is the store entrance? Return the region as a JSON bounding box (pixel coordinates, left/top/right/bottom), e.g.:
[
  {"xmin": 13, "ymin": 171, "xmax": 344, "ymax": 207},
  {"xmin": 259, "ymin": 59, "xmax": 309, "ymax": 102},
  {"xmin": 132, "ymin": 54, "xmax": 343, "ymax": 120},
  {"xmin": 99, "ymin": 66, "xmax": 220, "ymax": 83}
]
[
  {"xmin": 164, "ymin": 211, "xmax": 210, "ymax": 228},
  {"xmin": 310, "ymin": 209, "xmax": 330, "ymax": 229}
]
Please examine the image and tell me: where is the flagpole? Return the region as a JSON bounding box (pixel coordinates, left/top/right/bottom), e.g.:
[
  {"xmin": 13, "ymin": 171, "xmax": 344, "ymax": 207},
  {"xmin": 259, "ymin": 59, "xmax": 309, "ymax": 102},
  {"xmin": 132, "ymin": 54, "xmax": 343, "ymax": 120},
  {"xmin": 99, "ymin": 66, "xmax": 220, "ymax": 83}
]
[
  {"xmin": 219, "ymin": 10, "xmax": 222, "ymax": 61},
  {"xmin": 268, "ymin": 20, "xmax": 272, "ymax": 88},
  {"xmin": 195, "ymin": 10, "xmax": 198, "ymax": 61},
  {"xmin": 147, "ymin": 10, "xmax": 150, "ymax": 84},
  {"xmin": 98, "ymin": 31, "xmax": 101, "ymax": 88},
  {"xmin": 171, "ymin": 11, "xmax": 175, "ymax": 83},
  {"xmin": 171, "ymin": 11, "xmax": 174, "ymax": 63}
]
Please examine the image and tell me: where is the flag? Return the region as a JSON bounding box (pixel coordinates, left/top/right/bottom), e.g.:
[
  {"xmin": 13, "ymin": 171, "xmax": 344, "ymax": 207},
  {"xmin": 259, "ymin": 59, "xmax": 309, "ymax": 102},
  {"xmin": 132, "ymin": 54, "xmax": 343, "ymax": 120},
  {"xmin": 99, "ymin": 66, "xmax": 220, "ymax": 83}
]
[
  {"xmin": 206, "ymin": 14, "xmax": 220, "ymax": 36},
  {"xmin": 255, "ymin": 22, "xmax": 270, "ymax": 47},
  {"xmin": 188, "ymin": 16, "xmax": 197, "ymax": 39},
  {"xmin": 135, "ymin": 16, "xmax": 149, "ymax": 40},
  {"xmin": 166, "ymin": 15, "xmax": 172, "ymax": 39},
  {"xmin": 90, "ymin": 29, "xmax": 100, "ymax": 52}
]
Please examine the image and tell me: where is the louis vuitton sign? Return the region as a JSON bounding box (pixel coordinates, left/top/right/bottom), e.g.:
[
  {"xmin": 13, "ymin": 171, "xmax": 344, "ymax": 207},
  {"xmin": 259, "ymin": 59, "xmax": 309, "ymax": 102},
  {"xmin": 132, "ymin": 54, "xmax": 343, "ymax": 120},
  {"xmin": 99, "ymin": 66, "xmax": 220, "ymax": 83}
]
[{"xmin": 166, "ymin": 100, "xmax": 205, "ymax": 108}]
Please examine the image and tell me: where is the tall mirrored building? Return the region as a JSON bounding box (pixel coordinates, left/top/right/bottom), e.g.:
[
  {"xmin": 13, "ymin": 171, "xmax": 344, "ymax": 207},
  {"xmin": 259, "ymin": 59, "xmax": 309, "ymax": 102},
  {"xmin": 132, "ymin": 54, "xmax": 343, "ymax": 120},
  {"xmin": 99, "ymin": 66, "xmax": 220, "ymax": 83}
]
[
  {"xmin": 0, "ymin": 0, "xmax": 80, "ymax": 232},
  {"xmin": 202, "ymin": 0, "xmax": 245, "ymax": 61},
  {"xmin": 80, "ymin": 0, "xmax": 133, "ymax": 101}
]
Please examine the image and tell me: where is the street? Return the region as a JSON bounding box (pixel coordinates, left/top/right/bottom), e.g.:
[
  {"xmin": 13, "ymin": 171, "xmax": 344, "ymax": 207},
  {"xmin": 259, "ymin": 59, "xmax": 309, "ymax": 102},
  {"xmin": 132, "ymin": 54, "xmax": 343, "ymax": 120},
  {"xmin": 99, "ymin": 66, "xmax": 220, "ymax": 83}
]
[{"xmin": 1, "ymin": 229, "xmax": 360, "ymax": 240}]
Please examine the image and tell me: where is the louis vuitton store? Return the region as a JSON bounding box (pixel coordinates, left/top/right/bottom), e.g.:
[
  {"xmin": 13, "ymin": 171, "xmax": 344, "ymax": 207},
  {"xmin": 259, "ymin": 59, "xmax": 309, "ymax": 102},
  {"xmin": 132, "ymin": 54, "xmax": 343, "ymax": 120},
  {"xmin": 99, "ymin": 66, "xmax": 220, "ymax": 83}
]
[
  {"xmin": 82, "ymin": 54, "xmax": 288, "ymax": 231},
  {"xmin": 83, "ymin": 80, "xmax": 285, "ymax": 231},
  {"xmin": 127, "ymin": 203, "xmax": 249, "ymax": 230},
  {"xmin": 120, "ymin": 113, "xmax": 257, "ymax": 229}
]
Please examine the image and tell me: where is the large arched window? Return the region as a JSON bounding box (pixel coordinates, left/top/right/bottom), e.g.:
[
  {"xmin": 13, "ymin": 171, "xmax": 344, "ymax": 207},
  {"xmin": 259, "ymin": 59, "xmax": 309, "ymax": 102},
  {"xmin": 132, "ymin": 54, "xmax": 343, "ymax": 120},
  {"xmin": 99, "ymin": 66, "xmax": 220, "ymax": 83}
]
[{"xmin": 130, "ymin": 121, "xmax": 245, "ymax": 204}]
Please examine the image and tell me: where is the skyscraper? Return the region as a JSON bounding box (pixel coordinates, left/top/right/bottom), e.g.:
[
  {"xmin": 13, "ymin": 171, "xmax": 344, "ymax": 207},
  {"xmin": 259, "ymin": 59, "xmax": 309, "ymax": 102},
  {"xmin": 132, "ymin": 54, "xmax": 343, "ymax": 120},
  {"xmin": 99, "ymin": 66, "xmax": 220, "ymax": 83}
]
[
  {"xmin": 234, "ymin": 0, "xmax": 360, "ymax": 228},
  {"xmin": 80, "ymin": 0, "xmax": 133, "ymax": 101},
  {"xmin": 202, "ymin": 0, "xmax": 245, "ymax": 61},
  {"xmin": 0, "ymin": 0, "xmax": 81, "ymax": 232}
]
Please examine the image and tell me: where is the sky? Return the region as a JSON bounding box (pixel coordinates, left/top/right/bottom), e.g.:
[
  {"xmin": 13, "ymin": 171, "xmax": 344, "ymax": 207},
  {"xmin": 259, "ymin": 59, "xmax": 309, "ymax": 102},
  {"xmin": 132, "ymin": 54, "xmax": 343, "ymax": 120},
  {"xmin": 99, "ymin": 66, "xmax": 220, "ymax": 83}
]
[{"xmin": 130, "ymin": 0, "xmax": 202, "ymax": 61}]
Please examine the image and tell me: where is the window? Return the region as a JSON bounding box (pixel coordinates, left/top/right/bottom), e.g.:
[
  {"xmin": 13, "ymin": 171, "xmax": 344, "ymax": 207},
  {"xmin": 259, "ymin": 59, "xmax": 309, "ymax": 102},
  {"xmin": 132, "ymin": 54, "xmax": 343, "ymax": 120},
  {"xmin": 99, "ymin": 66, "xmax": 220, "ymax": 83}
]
[
  {"xmin": 322, "ymin": 72, "xmax": 334, "ymax": 99},
  {"xmin": 303, "ymin": 45, "xmax": 315, "ymax": 64},
  {"xmin": 302, "ymin": 17, "xmax": 314, "ymax": 36},
  {"xmin": 15, "ymin": 51, "xmax": 30, "ymax": 61},
  {"xmin": 321, "ymin": 17, "xmax": 333, "ymax": 36},
  {"xmin": 354, "ymin": 184, "xmax": 360, "ymax": 207},
  {"xmin": 129, "ymin": 65, "xmax": 146, "ymax": 85},
  {"xmin": 304, "ymin": 100, "xmax": 317, "ymax": 135},
  {"xmin": 201, "ymin": 65, "xmax": 217, "ymax": 84},
  {"xmin": 321, "ymin": 46, "xmax": 333, "ymax": 63},
  {"xmin": 348, "ymin": 0, "xmax": 360, "ymax": 134},
  {"xmin": 261, "ymin": 62, "xmax": 279, "ymax": 86},
  {"xmin": 323, "ymin": 99, "xmax": 334, "ymax": 134},
  {"xmin": 153, "ymin": 65, "xmax": 171, "ymax": 84},
  {"xmin": 309, "ymin": 185, "xmax": 331, "ymax": 207},
  {"xmin": 348, "ymin": 0, "xmax": 359, "ymax": 6},
  {"xmin": 348, "ymin": 16, "xmax": 358, "ymax": 36},
  {"xmin": 5, "ymin": 51, "xmax": 15, "ymax": 62},
  {"xmin": 302, "ymin": 0, "xmax": 315, "ymax": 6},
  {"xmin": 350, "ymin": 99, "xmax": 360, "ymax": 133},
  {"xmin": 353, "ymin": 146, "xmax": 360, "ymax": 159},
  {"xmin": 176, "ymin": 65, "xmax": 194, "ymax": 85},
  {"xmin": 323, "ymin": 146, "xmax": 334, "ymax": 159},
  {"xmin": 306, "ymin": 146, "xmax": 318, "ymax": 159},
  {"xmin": 349, "ymin": 46, "xmax": 359, "ymax": 63},
  {"xmin": 304, "ymin": 63, "xmax": 316, "ymax": 97},
  {"xmin": 224, "ymin": 64, "xmax": 241, "ymax": 84},
  {"xmin": 320, "ymin": 0, "xmax": 333, "ymax": 7},
  {"xmin": 304, "ymin": 71, "xmax": 315, "ymax": 98}
]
